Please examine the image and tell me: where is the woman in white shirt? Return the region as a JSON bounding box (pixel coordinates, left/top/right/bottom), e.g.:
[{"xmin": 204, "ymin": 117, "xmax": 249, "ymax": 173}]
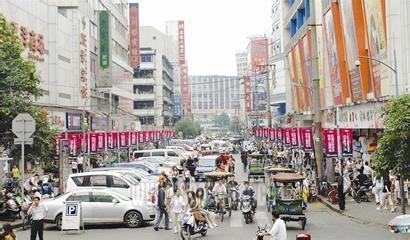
[{"xmin": 170, "ymin": 188, "xmax": 185, "ymax": 234}]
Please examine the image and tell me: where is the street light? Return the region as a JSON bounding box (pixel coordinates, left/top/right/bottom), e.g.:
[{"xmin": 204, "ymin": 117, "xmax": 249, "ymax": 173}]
[{"xmin": 355, "ymin": 51, "xmax": 398, "ymax": 97}]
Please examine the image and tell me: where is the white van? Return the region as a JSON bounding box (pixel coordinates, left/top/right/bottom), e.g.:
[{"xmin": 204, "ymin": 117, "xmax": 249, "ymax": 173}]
[
  {"xmin": 66, "ymin": 172, "xmax": 141, "ymax": 199},
  {"xmin": 132, "ymin": 149, "xmax": 185, "ymax": 164}
]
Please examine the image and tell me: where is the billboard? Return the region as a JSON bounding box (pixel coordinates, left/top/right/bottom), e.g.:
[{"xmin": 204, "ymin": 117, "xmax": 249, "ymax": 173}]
[
  {"xmin": 339, "ymin": 0, "xmax": 362, "ymax": 102},
  {"xmin": 287, "ymin": 49, "xmax": 300, "ymax": 112},
  {"xmin": 129, "ymin": 3, "xmax": 140, "ymax": 69},
  {"xmin": 363, "ymin": 0, "xmax": 388, "ymax": 97},
  {"xmin": 302, "ymin": 34, "xmax": 313, "ymax": 112},
  {"xmin": 98, "ymin": 11, "xmax": 112, "ymax": 88},
  {"xmin": 324, "ymin": 9, "xmax": 343, "ymax": 106},
  {"xmin": 244, "ymin": 76, "xmax": 253, "ymax": 112},
  {"xmin": 294, "ymin": 42, "xmax": 305, "ymax": 112}
]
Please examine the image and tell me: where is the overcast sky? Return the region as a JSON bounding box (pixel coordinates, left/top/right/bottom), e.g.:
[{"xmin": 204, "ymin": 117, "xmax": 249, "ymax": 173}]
[{"xmin": 136, "ymin": 0, "xmax": 272, "ymax": 76}]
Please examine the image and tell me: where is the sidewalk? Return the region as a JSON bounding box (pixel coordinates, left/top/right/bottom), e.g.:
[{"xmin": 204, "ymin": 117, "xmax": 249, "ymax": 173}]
[{"xmin": 317, "ymin": 195, "xmax": 403, "ymax": 226}]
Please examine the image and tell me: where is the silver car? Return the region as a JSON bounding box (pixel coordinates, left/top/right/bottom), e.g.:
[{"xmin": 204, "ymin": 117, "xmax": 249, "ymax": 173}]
[{"xmin": 43, "ymin": 189, "xmax": 156, "ymax": 229}]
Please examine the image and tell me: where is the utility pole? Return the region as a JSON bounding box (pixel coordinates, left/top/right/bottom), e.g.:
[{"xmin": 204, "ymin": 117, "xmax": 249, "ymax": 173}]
[{"xmin": 309, "ymin": 1, "xmax": 325, "ymax": 183}]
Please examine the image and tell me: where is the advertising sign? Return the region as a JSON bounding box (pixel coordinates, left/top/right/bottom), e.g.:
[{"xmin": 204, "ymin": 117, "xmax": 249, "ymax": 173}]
[
  {"xmin": 290, "ymin": 128, "xmax": 299, "ymax": 147},
  {"xmin": 323, "ymin": 129, "xmax": 338, "ymax": 157},
  {"xmin": 269, "ymin": 128, "xmax": 275, "ymax": 141},
  {"xmin": 300, "ymin": 128, "xmax": 314, "ymax": 151},
  {"xmin": 130, "ymin": 132, "xmax": 137, "ymax": 146},
  {"xmin": 324, "ymin": 9, "xmax": 343, "ymax": 105},
  {"xmin": 98, "ymin": 11, "xmax": 112, "ymax": 88},
  {"xmin": 107, "ymin": 132, "xmax": 118, "ymax": 150},
  {"xmin": 340, "ymin": 128, "xmax": 353, "ymax": 156},
  {"xmin": 96, "ymin": 132, "xmax": 105, "ymax": 151},
  {"xmin": 144, "ymin": 131, "xmax": 150, "ymax": 142},
  {"xmin": 244, "ymin": 76, "xmax": 253, "ymax": 112},
  {"xmin": 68, "ymin": 134, "xmax": 83, "ymax": 156},
  {"xmin": 276, "ymin": 128, "xmax": 283, "ymax": 142},
  {"xmin": 89, "ymin": 133, "xmax": 97, "ymax": 153},
  {"xmin": 284, "ymin": 128, "xmax": 291, "ymax": 146},
  {"xmin": 66, "ymin": 113, "xmax": 82, "ymax": 131},
  {"xmin": 129, "ymin": 3, "xmax": 140, "ymax": 69}
]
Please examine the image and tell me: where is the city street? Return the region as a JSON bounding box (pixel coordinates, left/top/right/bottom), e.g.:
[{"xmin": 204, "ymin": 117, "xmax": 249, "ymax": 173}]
[{"xmin": 15, "ymin": 156, "xmax": 405, "ymax": 240}]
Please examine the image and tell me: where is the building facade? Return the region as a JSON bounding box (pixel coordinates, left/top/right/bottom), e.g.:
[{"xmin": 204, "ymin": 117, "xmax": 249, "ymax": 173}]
[
  {"xmin": 0, "ymin": 0, "xmax": 136, "ymax": 134},
  {"xmin": 133, "ymin": 26, "xmax": 176, "ymax": 129},
  {"xmin": 282, "ymin": 0, "xmax": 408, "ymax": 160},
  {"xmin": 190, "ymin": 75, "xmax": 240, "ymax": 129}
]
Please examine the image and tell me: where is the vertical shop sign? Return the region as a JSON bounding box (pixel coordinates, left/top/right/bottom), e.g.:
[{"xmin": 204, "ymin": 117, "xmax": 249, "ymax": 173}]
[
  {"xmin": 323, "ymin": 129, "xmax": 338, "ymax": 157},
  {"xmin": 340, "ymin": 128, "xmax": 353, "ymax": 156}
]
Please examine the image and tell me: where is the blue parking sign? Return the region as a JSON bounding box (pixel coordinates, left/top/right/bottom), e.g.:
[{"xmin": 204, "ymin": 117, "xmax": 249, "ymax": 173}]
[{"xmin": 66, "ymin": 204, "xmax": 78, "ymax": 216}]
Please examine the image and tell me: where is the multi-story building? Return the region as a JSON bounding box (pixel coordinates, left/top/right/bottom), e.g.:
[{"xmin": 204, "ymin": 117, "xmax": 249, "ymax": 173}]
[
  {"xmin": 235, "ymin": 51, "xmax": 249, "ymax": 77},
  {"xmin": 269, "ymin": 0, "xmax": 287, "ymax": 123},
  {"xmin": 0, "ymin": 0, "xmax": 135, "ymax": 133},
  {"xmin": 190, "ymin": 75, "xmax": 240, "ymax": 129},
  {"xmin": 133, "ymin": 26, "xmax": 177, "ymax": 129},
  {"xmin": 282, "ymin": 0, "xmax": 408, "ymax": 159}
]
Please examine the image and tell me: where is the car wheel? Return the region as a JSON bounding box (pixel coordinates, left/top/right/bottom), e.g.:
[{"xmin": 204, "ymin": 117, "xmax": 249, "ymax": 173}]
[
  {"xmin": 124, "ymin": 211, "xmax": 143, "ymax": 228},
  {"xmin": 56, "ymin": 214, "xmax": 63, "ymax": 230}
]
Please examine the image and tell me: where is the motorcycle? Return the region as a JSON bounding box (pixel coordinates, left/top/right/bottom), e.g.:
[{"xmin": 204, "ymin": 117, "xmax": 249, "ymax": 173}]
[
  {"xmin": 254, "ymin": 225, "xmax": 269, "ymax": 240},
  {"xmin": 241, "ymin": 195, "xmax": 255, "ymax": 224},
  {"xmin": 0, "ymin": 193, "xmax": 21, "ymax": 221},
  {"xmin": 180, "ymin": 209, "xmax": 208, "ymax": 240},
  {"xmin": 307, "ymin": 180, "xmax": 317, "ymax": 202},
  {"xmin": 230, "ymin": 186, "xmax": 240, "ymax": 210},
  {"xmin": 351, "ymin": 179, "xmax": 371, "ymax": 203}
]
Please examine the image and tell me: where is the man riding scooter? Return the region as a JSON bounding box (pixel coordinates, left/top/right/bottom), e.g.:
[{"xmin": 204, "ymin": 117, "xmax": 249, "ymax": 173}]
[
  {"xmin": 242, "ymin": 181, "xmax": 257, "ymax": 212},
  {"xmin": 212, "ymin": 179, "xmax": 227, "ymax": 214}
]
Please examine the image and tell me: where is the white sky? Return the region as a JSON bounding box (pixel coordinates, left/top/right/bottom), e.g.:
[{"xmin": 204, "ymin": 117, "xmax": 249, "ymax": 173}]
[{"xmin": 136, "ymin": 0, "xmax": 272, "ymax": 76}]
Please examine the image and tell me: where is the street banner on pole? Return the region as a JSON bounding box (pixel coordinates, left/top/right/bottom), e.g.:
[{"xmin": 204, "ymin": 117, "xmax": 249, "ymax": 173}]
[
  {"xmin": 130, "ymin": 132, "xmax": 137, "ymax": 146},
  {"xmin": 107, "ymin": 132, "xmax": 118, "ymax": 150},
  {"xmin": 144, "ymin": 131, "xmax": 150, "ymax": 142},
  {"xmin": 96, "ymin": 132, "xmax": 105, "ymax": 152},
  {"xmin": 119, "ymin": 132, "xmax": 129, "ymax": 148},
  {"xmin": 290, "ymin": 128, "xmax": 299, "ymax": 147},
  {"xmin": 323, "ymin": 129, "xmax": 338, "ymax": 157},
  {"xmin": 284, "ymin": 128, "xmax": 291, "ymax": 146},
  {"xmin": 89, "ymin": 133, "xmax": 97, "ymax": 153},
  {"xmin": 269, "ymin": 128, "xmax": 275, "ymax": 141},
  {"xmin": 300, "ymin": 128, "xmax": 314, "ymax": 152},
  {"xmin": 340, "ymin": 128, "xmax": 353, "ymax": 156},
  {"xmin": 276, "ymin": 128, "xmax": 283, "ymax": 143}
]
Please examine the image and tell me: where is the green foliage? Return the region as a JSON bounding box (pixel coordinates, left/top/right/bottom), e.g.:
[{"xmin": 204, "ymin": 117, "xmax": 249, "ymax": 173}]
[
  {"xmin": 213, "ymin": 112, "xmax": 231, "ymax": 128},
  {"xmin": 174, "ymin": 119, "xmax": 201, "ymax": 138},
  {"xmin": 0, "ymin": 15, "xmax": 57, "ymax": 165},
  {"xmin": 375, "ymin": 95, "xmax": 410, "ymax": 179}
]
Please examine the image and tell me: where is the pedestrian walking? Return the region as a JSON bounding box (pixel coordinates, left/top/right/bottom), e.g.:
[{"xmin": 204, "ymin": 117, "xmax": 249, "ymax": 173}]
[
  {"xmin": 11, "ymin": 165, "xmax": 19, "ymax": 182},
  {"xmin": 393, "ymin": 176, "xmax": 401, "ymax": 206},
  {"xmin": 171, "ymin": 166, "xmax": 179, "ymax": 193},
  {"xmin": 71, "ymin": 160, "xmax": 78, "ymax": 174},
  {"xmin": 378, "ymin": 176, "xmax": 396, "ymax": 212},
  {"xmin": 184, "ymin": 168, "xmax": 191, "ymax": 192},
  {"xmin": 77, "ymin": 154, "xmax": 84, "ymax": 173},
  {"xmin": 170, "ymin": 189, "xmax": 185, "ymax": 234},
  {"xmin": 337, "ymin": 174, "xmax": 345, "ymax": 211},
  {"xmin": 28, "ymin": 196, "xmax": 47, "ymax": 240},
  {"xmin": 154, "ymin": 183, "xmax": 171, "ymax": 231},
  {"xmin": 372, "ymin": 175, "xmax": 384, "ymax": 205},
  {"xmin": 1, "ymin": 223, "xmax": 16, "ymax": 240}
]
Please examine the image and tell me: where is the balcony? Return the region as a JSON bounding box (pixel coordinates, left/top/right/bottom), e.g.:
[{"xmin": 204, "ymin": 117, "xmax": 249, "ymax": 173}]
[
  {"xmin": 133, "ymin": 78, "xmax": 155, "ymax": 85},
  {"xmin": 135, "ymin": 93, "xmax": 155, "ymax": 101}
]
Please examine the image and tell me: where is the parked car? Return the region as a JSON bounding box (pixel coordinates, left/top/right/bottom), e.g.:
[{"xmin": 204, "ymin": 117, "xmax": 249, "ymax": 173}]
[
  {"xmin": 167, "ymin": 145, "xmax": 194, "ymax": 158},
  {"xmin": 114, "ymin": 161, "xmax": 160, "ymax": 176},
  {"xmin": 194, "ymin": 155, "xmax": 219, "ymax": 181},
  {"xmin": 44, "ymin": 189, "xmax": 156, "ymax": 229},
  {"xmin": 90, "ymin": 168, "xmax": 158, "ymax": 183},
  {"xmin": 66, "ymin": 172, "xmax": 139, "ymax": 199},
  {"xmin": 132, "ymin": 149, "xmax": 185, "ymax": 165}
]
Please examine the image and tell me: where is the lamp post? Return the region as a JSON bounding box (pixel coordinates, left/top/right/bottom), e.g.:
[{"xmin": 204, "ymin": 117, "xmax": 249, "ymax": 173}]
[{"xmin": 355, "ymin": 50, "xmax": 398, "ymax": 97}]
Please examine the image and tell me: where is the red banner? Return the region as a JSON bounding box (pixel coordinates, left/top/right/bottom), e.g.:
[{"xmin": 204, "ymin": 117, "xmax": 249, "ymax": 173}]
[
  {"xmin": 263, "ymin": 128, "xmax": 269, "ymax": 139},
  {"xmin": 107, "ymin": 132, "xmax": 118, "ymax": 150},
  {"xmin": 144, "ymin": 131, "xmax": 150, "ymax": 142},
  {"xmin": 138, "ymin": 131, "xmax": 144, "ymax": 143},
  {"xmin": 269, "ymin": 128, "xmax": 275, "ymax": 141},
  {"xmin": 96, "ymin": 132, "xmax": 105, "ymax": 151},
  {"xmin": 284, "ymin": 128, "xmax": 291, "ymax": 146},
  {"xmin": 300, "ymin": 128, "xmax": 314, "ymax": 151},
  {"xmin": 276, "ymin": 128, "xmax": 283, "ymax": 142},
  {"xmin": 130, "ymin": 132, "xmax": 137, "ymax": 146},
  {"xmin": 323, "ymin": 129, "xmax": 338, "ymax": 157},
  {"xmin": 340, "ymin": 128, "xmax": 353, "ymax": 156},
  {"xmin": 68, "ymin": 133, "xmax": 83, "ymax": 155},
  {"xmin": 89, "ymin": 132, "xmax": 98, "ymax": 153},
  {"xmin": 290, "ymin": 128, "xmax": 299, "ymax": 147},
  {"xmin": 119, "ymin": 132, "xmax": 129, "ymax": 148}
]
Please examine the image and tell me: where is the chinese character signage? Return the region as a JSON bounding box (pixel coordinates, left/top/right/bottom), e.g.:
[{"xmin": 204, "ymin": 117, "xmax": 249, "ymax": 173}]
[
  {"xmin": 119, "ymin": 132, "xmax": 129, "ymax": 148},
  {"xmin": 300, "ymin": 128, "xmax": 314, "ymax": 152},
  {"xmin": 9, "ymin": 21, "xmax": 46, "ymax": 62},
  {"xmin": 340, "ymin": 128, "xmax": 353, "ymax": 156},
  {"xmin": 323, "ymin": 129, "xmax": 338, "ymax": 157},
  {"xmin": 79, "ymin": 15, "xmax": 90, "ymax": 99},
  {"xmin": 66, "ymin": 113, "xmax": 82, "ymax": 131},
  {"xmin": 269, "ymin": 128, "xmax": 275, "ymax": 141},
  {"xmin": 107, "ymin": 132, "xmax": 118, "ymax": 150},
  {"xmin": 290, "ymin": 128, "xmax": 299, "ymax": 147},
  {"xmin": 276, "ymin": 128, "xmax": 283, "ymax": 142},
  {"xmin": 98, "ymin": 11, "xmax": 112, "ymax": 88},
  {"xmin": 89, "ymin": 132, "xmax": 98, "ymax": 153},
  {"xmin": 130, "ymin": 132, "xmax": 137, "ymax": 146},
  {"xmin": 129, "ymin": 3, "xmax": 140, "ymax": 69},
  {"xmin": 284, "ymin": 128, "xmax": 291, "ymax": 146}
]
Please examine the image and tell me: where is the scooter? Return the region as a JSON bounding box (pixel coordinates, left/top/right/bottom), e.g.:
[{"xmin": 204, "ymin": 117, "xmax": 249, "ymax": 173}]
[
  {"xmin": 351, "ymin": 179, "xmax": 370, "ymax": 203},
  {"xmin": 241, "ymin": 195, "xmax": 255, "ymax": 224},
  {"xmin": 230, "ymin": 186, "xmax": 240, "ymax": 210},
  {"xmin": 0, "ymin": 194, "xmax": 21, "ymax": 221},
  {"xmin": 254, "ymin": 225, "xmax": 269, "ymax": 240},
  {"xmin": 308, "ymin": 180, "xmax": 317, "ymax": 202},
  {"xmin": 180, "ymin": 209, "xmax": 208, "ymax": 240}
]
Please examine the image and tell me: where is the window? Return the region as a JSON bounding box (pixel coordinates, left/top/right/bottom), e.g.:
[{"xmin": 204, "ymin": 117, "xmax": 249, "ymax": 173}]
[
  {"xmin": 92, "ymin": 192, "xmax": 115, "ymax": 203},
  {"xmin": 134, "ymin": 152, "xmax": 145, "ymax": 158},
  {"xmin": 90, "ymin": 175, "xmax": 107, "ymax": 187},
  {"xmin": 67, "ymin": 192, "xmax": 91, "ymax": 202},
  {"xmin": 167, "ymin": 151, "xmax": 178, "ymax": 157},
  {"xmin": 111, "ymin": 176, "xmax": 129, "ymax": 188},
  {"xmin": 141, "ymin": 54, "xmax": 153, "ymax": 63},
  {"xmin": 71, "ymin": 176, "xmax": 86, "ymax": 186},
  {"xmin": 152, "ymin": 151, "xmax": 165, "ymax": 157}
]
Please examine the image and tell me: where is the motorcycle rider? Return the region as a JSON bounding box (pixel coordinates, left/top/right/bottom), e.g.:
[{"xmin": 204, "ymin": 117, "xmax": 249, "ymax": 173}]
[
  {"xmin": 212, "ymin": 179, "xmax": 227, "ymax": 212},
  {"xmin": 40, "ymin": 178, "xmax": 54, "ymax": 198},
  {"xmin": 242, "ymin": 181, "xmax": 257, "ymax": 212},
  {"xmin": 262, "ymin": 210, "xmax": 287, "ymax": 240}
]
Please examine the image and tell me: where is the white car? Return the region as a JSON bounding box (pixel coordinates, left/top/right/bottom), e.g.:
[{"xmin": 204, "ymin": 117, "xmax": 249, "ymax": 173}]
[{"xmin": 44, "ymin": 189, "xmax": 156, "ymax": 229}]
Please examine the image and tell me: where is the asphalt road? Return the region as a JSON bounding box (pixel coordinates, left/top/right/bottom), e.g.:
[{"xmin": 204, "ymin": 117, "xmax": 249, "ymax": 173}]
[{"xmin": 16, "ymin": 154, "xmax": 408, "ymax": 240}]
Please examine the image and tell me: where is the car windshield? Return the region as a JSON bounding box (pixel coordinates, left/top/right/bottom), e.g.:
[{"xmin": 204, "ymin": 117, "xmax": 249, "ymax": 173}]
[{"xmin": 199, "ymin": 158, "xmax": 216, "ymax": 167}]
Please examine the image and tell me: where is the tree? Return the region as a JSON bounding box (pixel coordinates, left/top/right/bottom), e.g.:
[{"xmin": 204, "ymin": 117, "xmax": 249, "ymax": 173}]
[
  {"xmin": 213, "ymin": 112, "xmax": 231, "ymax": 128},
  {"xmin": 374, "ymin": 95, "xmax": 410, "ymax": 214},
  {"xmin": 174, "ymin": 119, "xmax": 201, "ymax": 138},
  {"xmin": 0, "ymin": 15, "xmax": 57, "ymax": 169}
]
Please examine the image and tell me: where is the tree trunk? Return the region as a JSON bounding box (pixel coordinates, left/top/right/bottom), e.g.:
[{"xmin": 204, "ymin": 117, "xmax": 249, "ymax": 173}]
[{"xmin": 400, "ymin": 177, "xmax": 406, "ymax": 214}]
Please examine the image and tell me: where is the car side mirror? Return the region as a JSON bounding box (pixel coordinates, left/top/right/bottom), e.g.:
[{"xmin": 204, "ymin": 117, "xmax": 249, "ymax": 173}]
[
  {"xmin": 112, "ymin": 199, "xmax": 119, "ymax": 204},
  {"xmin": 148, "ymin": 170, "xmax": 153, "ymax": 174},
  {"xmin": 159, "ymin": 164, "xmax": 164, "ymax": 167}
]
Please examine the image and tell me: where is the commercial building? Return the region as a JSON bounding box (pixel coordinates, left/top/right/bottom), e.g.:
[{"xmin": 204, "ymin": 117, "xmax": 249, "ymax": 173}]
[
  {"xmin": 0, "ymin": 0, "xmax": 136, "ymax": 134},
  {"xmin": 235, "ymin": 51, "xmax": 249, "ymax": 77},
  {"xmin": 190, "ymin": 75, "xmax": 241, "ymax": 130},
  {"xmin": 269, "ymin": 0, "xmax": 287, "ymax": 124},
  {"xmin": 282, "ymin": 0, "xmax": 408, "ymax": 161},
  {"xmin": 133, "ymin": 26, "xmax": 177, "ymax": 129}
]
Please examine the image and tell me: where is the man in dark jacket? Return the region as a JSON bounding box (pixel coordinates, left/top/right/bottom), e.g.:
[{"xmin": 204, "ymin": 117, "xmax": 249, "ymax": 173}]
[{"xmin": 154, "ymin": 183, "xmax": 170, "ymax": 231}]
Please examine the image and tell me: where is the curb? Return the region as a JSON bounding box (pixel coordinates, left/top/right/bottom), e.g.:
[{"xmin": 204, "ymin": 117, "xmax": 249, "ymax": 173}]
[{"xmin": 316, "ymin": 196, "xmax": 369, "ymax": 224}]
